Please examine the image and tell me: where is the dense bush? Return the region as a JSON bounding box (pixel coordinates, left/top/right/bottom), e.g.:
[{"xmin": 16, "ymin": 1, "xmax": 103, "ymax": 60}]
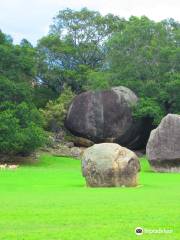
[
  {"xmin": 85, "ymin": 71, "xmax": 110, "ymax": 91},
  {"xmin": 41, "ymin": 87, "xmax": 75, "ymax": 132},
  {"xmin": 0, "ymin": 31, "xmax": 46, "ymax": 156},
  {"xmin": 0, "ymin": 103, "xmax": 46, "ymax": 155},
  {"xmin": 0, "ymin": 77, "xmax": 33, "ymax": 103}
]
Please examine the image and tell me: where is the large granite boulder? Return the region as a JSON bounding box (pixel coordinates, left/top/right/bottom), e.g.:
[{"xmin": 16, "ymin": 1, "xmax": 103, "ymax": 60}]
[
  {"xmin": 146, "ymin": 114, "xmax": 180, "ymax": 172},
  {"xmin": 65, "ymin": 86, "xmax": 152, "ymax": 149},
  {"xmin": 82, "ymin": 143, "xmax": 140, "ymax": 187}
]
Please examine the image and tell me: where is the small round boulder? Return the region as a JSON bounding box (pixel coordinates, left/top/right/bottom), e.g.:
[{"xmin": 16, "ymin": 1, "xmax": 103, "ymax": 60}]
[{"xmin": 82, "ymin": 143, "xmax": 140, "ymax": 187}]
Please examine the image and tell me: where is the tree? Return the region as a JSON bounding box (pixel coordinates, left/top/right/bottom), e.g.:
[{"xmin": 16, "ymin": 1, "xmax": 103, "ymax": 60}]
[
  {"xmin": 50, "ymin": 8, "xmax": 124, "ymax": 68},
  {"xmin": 106, "ymin": 16, "xmax": 180, "ymax": 123},
  {"xmin": 0, "ymin": 31, "xmax": 36, "ymax": 84},
  {"xmin": 0, "ymin": 77, "xmax": 46, "ymax": 156},
  {"xmin": 36, "ymin": 8, "xmax": 125, "ymax": 96},
  {"xmin": 0, "ymin": 31, "xmax": 46, "ymax": 156}
]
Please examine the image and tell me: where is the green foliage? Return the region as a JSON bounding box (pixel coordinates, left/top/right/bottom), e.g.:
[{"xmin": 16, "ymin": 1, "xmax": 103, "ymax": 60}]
[
  {"xmin": 164, "ymin": 73, "xmax": 180, "ymax": 114},
  {"xmin": 0, "ymin": 31, "xmax": 46, "ymax": 156},
  {"xmin": 33, "ymin": 85, "xmax": 56, "ymax": 108},
  {"xmin": 41, "ymin": 87, "xmax": 75, "ymax": 132},
  {"xmin": 107, "ymin": 17, "xmax": 179, "ymax": 82},
  {"xmin": 0, "ymin": 103, "xmax": 46, "ymax": 155},
  {"xmin": 0, "ymin": 31, "xmax": 36, "ymax": 83},
  {"xmin": 106, "ymin": 17, "xmax": 180, "ymax": 123},
  {"xmin": 36, "ymin": 12, "xmax": 180, "ymax": 125},
  {"xmin": 0, "ymin": 77, "xmax": 32, "ymax": 104},
  {"xmin": 133, "ymin": 98, "xmax": 164, "ymax": 124},
  {"xmin": 1, "ymin": 11, "xmax": 180, "ymax": 145},
  {"xmin": 37, "ymin": 8, "xmax": 125, "ymax": 95},
  {"xmin": 85, "ymin": 71, "xmax": 111, "ymax": 90},
  {"xmin": 50, "ymin": 7, "xmax": 125, "ymax": 69}
]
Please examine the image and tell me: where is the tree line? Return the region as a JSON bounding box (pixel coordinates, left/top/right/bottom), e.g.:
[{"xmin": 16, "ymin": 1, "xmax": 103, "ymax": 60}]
[{"xmin": 0, "ymin": 8, "xmax": 180, "ymax": 156}]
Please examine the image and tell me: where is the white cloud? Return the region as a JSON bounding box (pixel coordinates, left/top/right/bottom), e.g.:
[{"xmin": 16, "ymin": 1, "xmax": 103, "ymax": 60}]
[{"xmin": 0, "ymin": 0, "xmax": 179, "ymax": 45}]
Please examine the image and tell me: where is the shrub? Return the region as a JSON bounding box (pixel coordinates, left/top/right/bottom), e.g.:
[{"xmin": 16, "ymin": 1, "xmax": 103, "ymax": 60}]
[
  {"xmin": 0, "ymin": 102, "xmax": 47, "ymax": 155},
  {"xmin": 41, "ymin": 87, "xmax": 75, "ymax": 132},
  {"xmin": 133, "ymin": 97, "xmax": 165, "ymax": 125}
]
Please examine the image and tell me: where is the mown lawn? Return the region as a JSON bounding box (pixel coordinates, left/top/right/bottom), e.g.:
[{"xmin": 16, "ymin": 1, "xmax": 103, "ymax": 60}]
[{"xmin": 0, "ymin": 154, "xmax": 179, "ymax": 240}]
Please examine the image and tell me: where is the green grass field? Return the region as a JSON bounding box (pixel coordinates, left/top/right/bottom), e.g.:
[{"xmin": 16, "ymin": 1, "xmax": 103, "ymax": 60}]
[{"xmin": 0, "ymin": 155, "xmax": 180, "ymax": 240}]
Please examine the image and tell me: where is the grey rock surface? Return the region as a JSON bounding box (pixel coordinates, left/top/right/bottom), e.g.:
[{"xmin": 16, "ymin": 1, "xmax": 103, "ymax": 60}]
[
  {"xmin": 146, "ymin": 114, "xmax": 180, "ymax": 172},
  {"xmin": 65, "ymin": 86, "xmax": 152, "ymax": 149},
  {"xmin": 82, "ymin": 143, "xmax": 140, "ymax": 187}
]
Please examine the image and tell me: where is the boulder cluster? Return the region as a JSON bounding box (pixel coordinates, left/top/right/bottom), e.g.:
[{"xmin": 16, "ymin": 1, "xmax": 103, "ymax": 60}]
[{"xmin": 64, "ymin": 87, "xmax": 180, "ymax": 187}]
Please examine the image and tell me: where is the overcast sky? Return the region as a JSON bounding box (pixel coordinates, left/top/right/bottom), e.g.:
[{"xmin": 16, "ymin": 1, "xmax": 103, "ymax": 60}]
[{"xmin": 0, "ymin": 0, "xmax": 179, "ymax": 45}]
